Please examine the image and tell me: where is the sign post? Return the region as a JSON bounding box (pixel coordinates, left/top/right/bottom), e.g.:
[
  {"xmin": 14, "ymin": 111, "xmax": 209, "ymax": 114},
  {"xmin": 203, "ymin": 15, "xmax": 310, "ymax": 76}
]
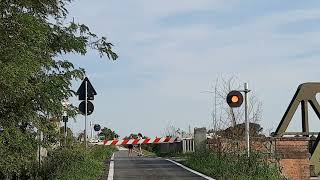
[
  {"xmin": 62, "ymin": 100, "xmax": 70, "ymax": 148},
  {"xmin": 244, "ymin": 83, "xmax": 251, "ymax": 158},
  {"xmin": 93, "ymin": 124, "xmax": 101, "ymax": 141},
  {"xmin": 62, "ymin": 111, "xmax": 68, "ymax": 147},
  {"xmin": 76, "ymin": 77, "xmax": 97, "ymax": 149},
  {"xmin": 85, "ymin": 80, "xmax": 88, "ymax": 148},
  {"xmin": 226, "ymin": 83, "xmax": 251, "ymax": 157},
  {"xmin": 90, "ymin": 121, "xmax": 93, "ymax": 142}
]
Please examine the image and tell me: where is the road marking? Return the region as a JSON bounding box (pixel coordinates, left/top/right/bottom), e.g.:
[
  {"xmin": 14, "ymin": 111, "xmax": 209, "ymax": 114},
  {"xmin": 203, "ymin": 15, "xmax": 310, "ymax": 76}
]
[
  {"xmin": 107, "ymin": 153, "xmax": 115, "ymax": 180},
  {"xmin": 166, "ymin": 159, "xmax": 215, "ymax": 180},
  {"xmin": 117, "ymin": 146, "xmax": 127, "ymax": 151}
]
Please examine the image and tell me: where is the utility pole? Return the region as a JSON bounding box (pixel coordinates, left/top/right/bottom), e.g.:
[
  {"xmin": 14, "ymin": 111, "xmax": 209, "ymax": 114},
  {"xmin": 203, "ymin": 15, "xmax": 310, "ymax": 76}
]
[
  {"xmin": 244, "ymin": 83, "xmax": 251, "ymax": 158},
  {"xmin": 201, "ymin": 79, "xmax": 219, "ymax": 136},
  {"xmin": 214, "ymin": 83, "xmax": 217, "ymax": 135}
]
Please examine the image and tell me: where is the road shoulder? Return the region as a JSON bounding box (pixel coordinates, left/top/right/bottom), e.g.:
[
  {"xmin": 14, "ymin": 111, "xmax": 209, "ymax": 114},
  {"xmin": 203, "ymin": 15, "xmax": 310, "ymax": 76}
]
[
  {"xmin": 100, "ymin": 151, "xmax": 116, "ymax": 180},
  {"xmin": 166, "ymin": 159, "xmax": 215, "ymax": 180}
]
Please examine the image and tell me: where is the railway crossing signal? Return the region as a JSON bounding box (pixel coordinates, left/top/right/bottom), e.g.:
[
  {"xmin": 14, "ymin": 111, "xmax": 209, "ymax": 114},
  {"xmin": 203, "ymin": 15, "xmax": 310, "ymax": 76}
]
[
  {"xmin": 226, "ymin": 90, "xmax": 244, "ymax": 108},
  {"xmin": 226, "ymin": 83, "xmax": 251, "ymax": 157}
]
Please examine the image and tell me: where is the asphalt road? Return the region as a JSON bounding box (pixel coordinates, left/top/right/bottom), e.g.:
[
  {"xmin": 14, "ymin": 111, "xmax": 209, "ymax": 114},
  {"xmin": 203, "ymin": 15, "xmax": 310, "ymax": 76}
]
[{"xmin": 111, "ymin": 150, "xmax": 207, "ymax": 180}]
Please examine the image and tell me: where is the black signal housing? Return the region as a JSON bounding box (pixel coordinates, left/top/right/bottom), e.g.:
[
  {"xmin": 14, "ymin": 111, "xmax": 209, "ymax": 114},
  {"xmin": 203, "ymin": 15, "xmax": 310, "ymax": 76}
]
[{"xmin": 226, "ymin": 91, "xmax": 244, "ymax": 108}]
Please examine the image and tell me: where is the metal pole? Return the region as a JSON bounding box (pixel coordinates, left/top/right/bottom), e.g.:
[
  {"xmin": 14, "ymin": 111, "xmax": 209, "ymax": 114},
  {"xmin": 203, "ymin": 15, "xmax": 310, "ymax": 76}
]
[
  {"xmin": 64, "ymin": 120, "xmax": 67, "ymax": 147},
  {"xmin": 85, "ymin": 80, "xmax": 88, "ymax": 148},
  {"xmin": 38, "ymin": 131, "xmax": 41, "ymax": 168},
  {"xmin": 244, "ymin": 83, "xmax": 250, "ymax": 157},
  {"xmin": 62, "ymin": 100, "xmax": 69, "ymax": 148},
  {"xmin": 63, "ymin": 111, "xmax": 68, "ymax": 147},
  {"xmin": 90, "ymin": 121, "xmax": 93, "ymax": 141},
  {"xmin": 214, "ymin": 84, "xmax": 217, "ymax": 135}
]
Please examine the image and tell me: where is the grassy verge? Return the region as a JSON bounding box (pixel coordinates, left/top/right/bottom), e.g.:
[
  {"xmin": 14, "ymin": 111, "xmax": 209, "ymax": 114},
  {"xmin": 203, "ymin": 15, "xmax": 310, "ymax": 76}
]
[
  {"xmin": 182, "ymin": 151, "xmax": 285, "ymax": 180},
  {"xmin": 144, "ymin": 144, "xmax": 185, "ymax": 158},
  {"xmin": 140, "ymin": 148, "xmax": 156, "ymax": 157},
  {"xmin": 38, "ymin": 145, "xmax": 117, "ymax": 180},
  {"xmin": 154, "ymin": 151, "xmax": 183, "ymax": 158}
]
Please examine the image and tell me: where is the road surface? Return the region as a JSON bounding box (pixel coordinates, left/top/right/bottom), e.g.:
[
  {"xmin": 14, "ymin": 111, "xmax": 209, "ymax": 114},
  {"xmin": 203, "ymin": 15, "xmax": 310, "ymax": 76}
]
[{"xmin": 108, "ymin": 149, "xmax": 210, "ymax": 180}]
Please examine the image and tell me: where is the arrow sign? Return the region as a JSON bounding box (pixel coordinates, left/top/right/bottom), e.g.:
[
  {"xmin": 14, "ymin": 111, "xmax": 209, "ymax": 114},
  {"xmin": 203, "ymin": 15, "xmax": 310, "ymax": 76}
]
[{"xmin": 76, "ymin": 77, "xmax": 97, "ymax": 100}]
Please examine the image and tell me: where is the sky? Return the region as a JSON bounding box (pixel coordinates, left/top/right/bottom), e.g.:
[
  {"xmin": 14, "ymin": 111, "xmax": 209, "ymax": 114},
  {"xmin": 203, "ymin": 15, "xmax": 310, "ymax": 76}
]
[{"xmin": 65, "ymin": 0, "xmax": 320, "ymax": 138}]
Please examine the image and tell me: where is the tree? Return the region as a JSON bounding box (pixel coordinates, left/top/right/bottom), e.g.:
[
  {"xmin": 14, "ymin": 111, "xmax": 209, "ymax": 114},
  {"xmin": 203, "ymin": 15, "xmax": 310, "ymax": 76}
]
[
  {"xmin": 0, "ymin": 1, "xmax": 118, "ymax": 178},
  {"xmin": 211, "ymin": 76, "xmax": 262, "ymax": 131},
  {"xmin": 99, "ymin": 127, "xmax": 119, "ymax": 140},
  {"xmin": 162, "ymin": 121, "xmax": 182, "ymax": 138},
  {"xmin": 216, "ymin": 122, "xmax": 265, "ymax": 139}
]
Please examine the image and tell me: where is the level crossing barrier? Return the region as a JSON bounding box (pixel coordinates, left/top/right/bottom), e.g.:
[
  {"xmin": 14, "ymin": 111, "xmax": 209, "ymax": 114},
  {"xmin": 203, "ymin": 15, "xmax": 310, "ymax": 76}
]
[{"xmin": 91, "ymin": 137, "xmax": 177, "ymax": 146}]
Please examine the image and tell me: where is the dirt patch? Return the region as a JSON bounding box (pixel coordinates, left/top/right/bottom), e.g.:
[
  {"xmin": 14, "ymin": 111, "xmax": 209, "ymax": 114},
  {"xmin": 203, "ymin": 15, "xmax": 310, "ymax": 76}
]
[{"xmin": 100, "ymin": 159, "xmax": 111, "ymax": 180}]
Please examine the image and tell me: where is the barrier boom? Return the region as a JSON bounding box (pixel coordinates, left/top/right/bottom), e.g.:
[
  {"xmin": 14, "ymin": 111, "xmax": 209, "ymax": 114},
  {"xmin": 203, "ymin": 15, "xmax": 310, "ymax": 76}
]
[{"xmin": 91, "ymin": 137, "xmax": 177, "ymax": 146}]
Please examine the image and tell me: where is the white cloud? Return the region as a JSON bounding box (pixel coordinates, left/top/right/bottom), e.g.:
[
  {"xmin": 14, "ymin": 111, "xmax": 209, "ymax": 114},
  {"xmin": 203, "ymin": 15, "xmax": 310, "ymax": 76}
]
[{"xmin": 67, "ymin": 1, "xmax": 320, "ymax": 137}]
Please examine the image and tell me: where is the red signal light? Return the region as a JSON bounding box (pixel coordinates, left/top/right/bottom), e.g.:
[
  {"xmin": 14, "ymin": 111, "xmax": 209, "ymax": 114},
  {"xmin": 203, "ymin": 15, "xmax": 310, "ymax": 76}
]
[
  {"xmin": 227, "ymin": 91, "xmax": 243, "ymax": 108},
  {"xmin": 231, "ymin": 96, "xmax": 239, "ymax": 103}
]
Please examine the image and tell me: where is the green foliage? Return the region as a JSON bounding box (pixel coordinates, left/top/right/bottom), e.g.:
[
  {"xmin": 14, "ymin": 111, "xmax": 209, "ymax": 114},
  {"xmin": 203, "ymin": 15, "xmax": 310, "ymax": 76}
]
[
  {"xmin": 145, "ymin": 143, "xmax": 182, "ymax": 157},
  {"xmin": 0, "ymin": 0, "xmax": 118, "ymax": 178},
  {"xmin": 123, "ymin": 133, "xmax": 145, "ymax": 140},
  {"xmin": 155, "ymin": 151, "xmax": 184, "ymax": 158},
  {"xmin": 183, "ymin": 151, "xmax": 285, "ymax": 180},
  {"xmin": 35, "ymin": 145, "xmax": 116, "ymax": 180},
  {"xmin": 0, "ymin": 127, "xmax": 38, "ymax": 179},
  {"xmin": 99, "ymin": 127, "xmax": 119, "ymax": 140},
  {"xmin": 59, "ymin": 126, "xmax": 75, "ymax": 147},
  {"xmin": 141, "ymin": 144, "xmax": 156, "ymax": 153}
]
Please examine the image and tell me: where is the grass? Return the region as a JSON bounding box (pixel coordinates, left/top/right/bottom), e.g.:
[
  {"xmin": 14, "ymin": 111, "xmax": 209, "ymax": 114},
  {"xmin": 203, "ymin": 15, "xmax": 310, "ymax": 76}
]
[
  {"xmin": 139, "ymin": 148, "xmax": 156, "ymax": 157},
  {"xmin": 180, "ymin": 151, "xmax": 285, "ymax": 180},
  {"xmin": 38, "ymin": 145, "xmax": 117, "ymax": 180},
  {"xmin": 154, "ymin": 151, "xmax": 184, "ymax": 158}
]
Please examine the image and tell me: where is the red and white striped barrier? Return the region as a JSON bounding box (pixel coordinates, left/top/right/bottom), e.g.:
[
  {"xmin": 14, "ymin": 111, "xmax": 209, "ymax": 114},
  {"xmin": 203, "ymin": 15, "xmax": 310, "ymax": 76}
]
[{"xmin": 92, "ymin": 137, "xmax": 177, "ymax": 146}]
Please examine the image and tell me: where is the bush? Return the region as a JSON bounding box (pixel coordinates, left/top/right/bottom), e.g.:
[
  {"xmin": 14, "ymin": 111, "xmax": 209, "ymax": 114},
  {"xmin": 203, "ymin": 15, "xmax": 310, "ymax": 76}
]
[
  {"xmin": 33, "ymin": 145, "xmax": 116, "ymax": 180},
  {"xmin": 183, "ymin": 151, "xmax": 285, "ymax": 180},
  {"xmin": 145, "ymin": 144, "xmax": 182, "ymax": 157}
]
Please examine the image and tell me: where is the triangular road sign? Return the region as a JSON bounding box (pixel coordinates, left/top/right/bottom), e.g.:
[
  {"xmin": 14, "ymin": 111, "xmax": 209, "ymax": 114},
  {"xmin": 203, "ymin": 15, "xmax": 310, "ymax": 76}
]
[{"xmin": 76, "ymin": 77, "xmax": 97, "ymax": 100}]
